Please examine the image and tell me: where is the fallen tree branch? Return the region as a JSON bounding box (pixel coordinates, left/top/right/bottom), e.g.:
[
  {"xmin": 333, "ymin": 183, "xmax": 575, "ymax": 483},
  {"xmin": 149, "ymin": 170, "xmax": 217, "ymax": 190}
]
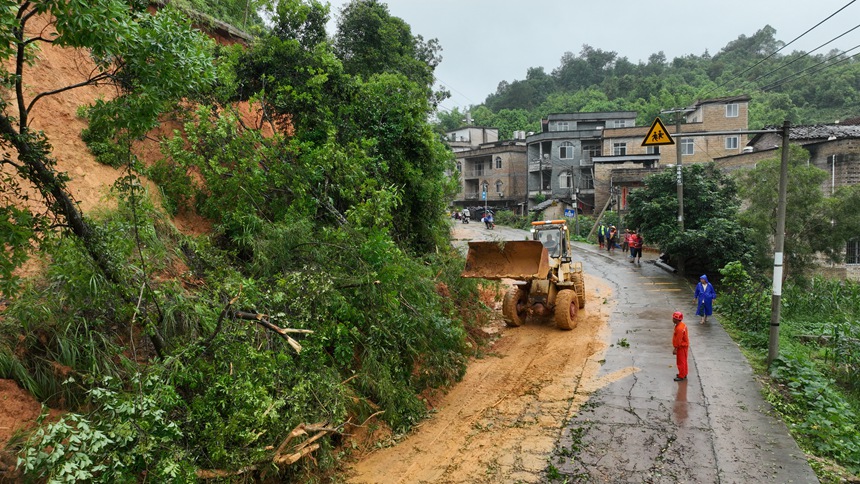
[
  {"xmin": 356, "ymin": 410, "xmax": 385, "ymax": 429},
  {"xmin": 198, "ymin": 421, "xmax": 342, "ymax": 479},
  {"xmin": 273, "ymin": 422, "xmax": 339, "ymax": 466},
  {"xmin": 233, "ymin": 311, "xmax": 313, "ymax": 353}
]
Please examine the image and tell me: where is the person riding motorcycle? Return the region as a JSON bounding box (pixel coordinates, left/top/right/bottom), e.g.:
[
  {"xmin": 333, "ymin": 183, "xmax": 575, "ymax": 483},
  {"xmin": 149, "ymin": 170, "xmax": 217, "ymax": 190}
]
[{"xmin": 482, "ymin": 211, "xmax": 495, "ymax": 229}]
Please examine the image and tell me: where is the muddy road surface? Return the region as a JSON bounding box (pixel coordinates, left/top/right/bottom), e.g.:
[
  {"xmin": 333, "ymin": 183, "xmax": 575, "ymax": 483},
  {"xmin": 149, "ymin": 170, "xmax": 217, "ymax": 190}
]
[{"xmin": 347, "ymin": 222, "xmax": 613, "ymax": 483}]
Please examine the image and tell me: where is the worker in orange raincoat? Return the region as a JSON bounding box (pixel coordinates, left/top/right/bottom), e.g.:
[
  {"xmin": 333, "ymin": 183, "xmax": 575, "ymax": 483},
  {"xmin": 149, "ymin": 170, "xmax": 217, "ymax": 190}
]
[{"xmin": 672, "ymin": 311, "xmax": 689, "ymax": 381}]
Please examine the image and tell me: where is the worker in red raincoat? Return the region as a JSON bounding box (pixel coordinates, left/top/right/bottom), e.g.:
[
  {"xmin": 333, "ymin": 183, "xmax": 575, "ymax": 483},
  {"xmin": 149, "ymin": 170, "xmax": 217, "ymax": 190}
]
[{"xmin": 672, "ymin": 311, "xmax": 689, "ymax": 382}]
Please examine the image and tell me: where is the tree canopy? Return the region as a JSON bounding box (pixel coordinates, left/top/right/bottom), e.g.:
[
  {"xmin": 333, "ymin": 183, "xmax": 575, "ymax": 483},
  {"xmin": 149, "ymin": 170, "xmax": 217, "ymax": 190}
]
[
  {"xmin": 625, "ymin": 164, "xmax": 754, "ymax": 276},
  {"xmin": 333, "ymin": 0, "xmax": 441, "ymax": 95},
  {"xmin": 738, "ymin": 145, "xmax": 860, "ymax": 276}
]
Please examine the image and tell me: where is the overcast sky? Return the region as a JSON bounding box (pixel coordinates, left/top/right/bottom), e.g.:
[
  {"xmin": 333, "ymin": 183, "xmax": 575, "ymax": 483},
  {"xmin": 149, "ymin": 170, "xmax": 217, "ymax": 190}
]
[{"xmin": 324, "ymin": 1, "xmax": 860, "ymax": 113}]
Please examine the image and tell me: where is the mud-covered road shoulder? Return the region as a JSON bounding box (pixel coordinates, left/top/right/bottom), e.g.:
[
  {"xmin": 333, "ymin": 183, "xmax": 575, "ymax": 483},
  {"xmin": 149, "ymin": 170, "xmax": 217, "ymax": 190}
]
[{"xmin": 346, "ymin": 223, "xmax": 611, "ymax": 483}]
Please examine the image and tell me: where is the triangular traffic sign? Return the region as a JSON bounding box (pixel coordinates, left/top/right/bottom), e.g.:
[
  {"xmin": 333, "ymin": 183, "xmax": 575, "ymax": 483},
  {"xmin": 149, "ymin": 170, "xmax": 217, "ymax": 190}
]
[{"xmin": 642, "ymin": 117, "xmax": 675, "ymax": 146}]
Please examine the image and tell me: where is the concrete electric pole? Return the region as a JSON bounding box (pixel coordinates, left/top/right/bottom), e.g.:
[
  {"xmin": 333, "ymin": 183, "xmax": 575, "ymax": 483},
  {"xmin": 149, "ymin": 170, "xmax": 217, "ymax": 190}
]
[{"xmin": 768, "ymin": 120, "xmax": 791, "ymax": 366}]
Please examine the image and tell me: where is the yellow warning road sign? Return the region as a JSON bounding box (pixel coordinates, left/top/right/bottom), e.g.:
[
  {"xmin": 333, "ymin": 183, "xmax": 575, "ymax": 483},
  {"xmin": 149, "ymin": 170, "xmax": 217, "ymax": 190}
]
[{"xmin": 642, "ymin": 117, "xmax": 675, "ymax": 146}]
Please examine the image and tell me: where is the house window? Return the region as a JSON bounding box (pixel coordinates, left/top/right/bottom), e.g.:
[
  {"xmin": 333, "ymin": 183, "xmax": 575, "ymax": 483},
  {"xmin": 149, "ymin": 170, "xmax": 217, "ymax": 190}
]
[
  {"xmin": 456, "ymin": 162, "xmax": 462, "ymax": 172},
  {"xmin": 681, "ymin": 138, "xmax": 694, "ymax": 155},
  {"xmin": 583, "ymin": 144, "xmax": 600, "ymax": 159},
  {"xmin": 725, "ymin": 136, "xmax": 739, "ymax": 150},
  {"xmin": 559, "ymin": 171, "xmax": 573, "ymax": 189},
  {"xmin": 555, "ymin": 121, "xmax": 570, "ymax": 131},
  {"xmin": 495, "ymin": 156, "xmax": 502, "ymax": 169},
  {"xmin": 613, "ymin": 142, "xmax": 627, "ymax": 156},
  {"xmin": 646, "ymin": 146, "xmax": 660, "ymax": 155},
  {"xmin": 848, "ymin": 239, "xmax": 860, "ymax": 264},
  {"xmin": 726, "ymin": 103, "xmax": 739, "ymax": 118},
  {"xmin": 613, "ymin": 119, "xmax": 629, "ymax": 128},
  {"xmin": 495, "ymin": 180, "xmax": 503, "ymax": 193},
  {"xmin": 559, "ymin": 141, "xmax": 574, "ymax": 159}
]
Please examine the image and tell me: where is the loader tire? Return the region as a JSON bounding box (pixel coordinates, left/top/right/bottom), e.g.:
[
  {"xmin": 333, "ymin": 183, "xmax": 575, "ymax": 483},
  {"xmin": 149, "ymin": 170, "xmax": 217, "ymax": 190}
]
[
  {"xmin": 571, "ymin": 272, "xmax": 586, "ymax": 309},
  {"xmin": 503, "ymin": 287, "xmax": 527, "ymax": 327},
  {"xmin": 554, "ymin": 290, "xmax": 578, "ymax": 330}
]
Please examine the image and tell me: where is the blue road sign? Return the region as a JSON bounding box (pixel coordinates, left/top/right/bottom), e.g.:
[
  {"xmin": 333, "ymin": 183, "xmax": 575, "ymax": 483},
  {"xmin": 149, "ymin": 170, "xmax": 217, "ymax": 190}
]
[{"xmin": 564, "ymin": 209, "xmax": 575, "ymax": 218}]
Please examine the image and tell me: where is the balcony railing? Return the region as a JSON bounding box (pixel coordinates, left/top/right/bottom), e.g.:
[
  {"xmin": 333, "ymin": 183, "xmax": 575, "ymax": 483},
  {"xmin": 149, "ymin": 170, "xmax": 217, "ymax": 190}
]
[
  {"xmin": 528, "ymin": 191, "xmax": 545, "ymax": 198},
  {"xmin": 463, "ymin": 170, "xmax": 486, "ymax": 178},
  {"xmin": 528, "ymin": 189, "xmax": 552, "ymax": 197},
  {"xmin": 528, "ymin": 161, "xmax": 553, "ymax": 172}
]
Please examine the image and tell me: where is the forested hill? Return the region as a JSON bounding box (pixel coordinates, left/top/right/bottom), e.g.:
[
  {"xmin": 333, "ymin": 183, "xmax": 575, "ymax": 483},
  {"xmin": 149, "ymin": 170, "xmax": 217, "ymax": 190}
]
[{"xmin": 436, "ymin": 26, "xmax": 860, "ymax": 137}]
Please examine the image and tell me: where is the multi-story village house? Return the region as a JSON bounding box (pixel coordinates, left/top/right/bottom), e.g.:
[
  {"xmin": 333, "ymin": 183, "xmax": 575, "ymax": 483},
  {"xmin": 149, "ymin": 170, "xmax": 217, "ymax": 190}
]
[
  {"xmin": 446, "ymin": 126, "xmax": 499, "ymax": 153},
  {"xmin": 448, "ymin": 127, "xmax": 528, "ymax": 214},
  {"xmin": 524, "ymin": 112, "xmax": 638, "ymax": 217}
]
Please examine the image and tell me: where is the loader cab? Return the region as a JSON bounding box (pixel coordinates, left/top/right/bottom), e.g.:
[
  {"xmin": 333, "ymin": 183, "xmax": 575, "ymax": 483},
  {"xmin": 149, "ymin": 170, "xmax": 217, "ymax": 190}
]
[
  {"xmin": 532, "ymin": 220, "xmax": 571, "ymax": 262},
  {"xmin": 541, "ymin": 232, "xmax": 559, "ymax": 256}
]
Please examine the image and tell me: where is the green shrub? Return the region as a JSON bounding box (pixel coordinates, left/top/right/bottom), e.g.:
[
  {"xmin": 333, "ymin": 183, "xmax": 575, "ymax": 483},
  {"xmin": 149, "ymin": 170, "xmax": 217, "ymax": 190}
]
[
  {"xmin": 17, "ymin": 374, "xmax": 195, "ymax": 483},
  {"xmin": 770, "ymin": 356, "xmax": 860, "ymax": 472},
  {"xmin": 718, "ymin": 261, "xmax": 771, "ymax": 348}
]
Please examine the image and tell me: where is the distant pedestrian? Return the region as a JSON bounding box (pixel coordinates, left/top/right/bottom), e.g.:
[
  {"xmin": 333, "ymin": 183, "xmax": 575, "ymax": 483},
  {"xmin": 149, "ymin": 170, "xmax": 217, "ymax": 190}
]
[
  {"xmin": 629, "ymin": 230, "xmax": 643, "ymax": 263},
  {"xmin": 672, "ymin": 311, "xmax": 689, "ymax": 381},
  {"xmin": 694, "ymin": 274, "xmax": 717, "ymax": 324},
  {"xmin": 607, "ymin": 226, "xmax": 617, "ymax": 253},
  {"xmin": 597, "ymin": 223, "xmax": 607, "ymax": 249},
  {"xmin": 622, "ymin": 228, "xmax": 631, "ymax": 254}
]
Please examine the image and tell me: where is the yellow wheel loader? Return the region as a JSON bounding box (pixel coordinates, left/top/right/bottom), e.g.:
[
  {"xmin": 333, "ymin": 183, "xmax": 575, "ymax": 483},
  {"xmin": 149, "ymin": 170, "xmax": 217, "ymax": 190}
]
[{"xmin": 461, "ymin": 220, "xmax": 586, "ymax": 330}]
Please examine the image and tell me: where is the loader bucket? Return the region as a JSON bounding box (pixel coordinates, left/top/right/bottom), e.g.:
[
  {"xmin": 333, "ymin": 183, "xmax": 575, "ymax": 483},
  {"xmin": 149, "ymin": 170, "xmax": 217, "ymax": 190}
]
[{"xmin": 461, "ymin": 241, "xmax": 550, "ymax": 280}]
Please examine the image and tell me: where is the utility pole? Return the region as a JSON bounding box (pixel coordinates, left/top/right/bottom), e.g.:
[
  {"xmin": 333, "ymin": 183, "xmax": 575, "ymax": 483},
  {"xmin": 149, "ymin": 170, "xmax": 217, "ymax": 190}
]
[
  {"xmin": 660, "ymin": 108, "xmax": 693, "ymax": 232},
  {"xmin": 768, "ymin": 120, "xmax": 791, "ymax": 366},
  {"xmin": 675, "ymin": 115, "xmax": 684, "ymax": 232}
]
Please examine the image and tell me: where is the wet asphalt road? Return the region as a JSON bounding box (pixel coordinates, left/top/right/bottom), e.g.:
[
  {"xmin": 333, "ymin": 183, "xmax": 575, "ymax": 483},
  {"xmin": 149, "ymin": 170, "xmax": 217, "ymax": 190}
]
[
  {"xmin": 452, "ymin": 221, "xmax": 819, "ymax": 483},
  {"xmin": 553, "ymin": 242, "xmax": 819, "ymax": 483}
]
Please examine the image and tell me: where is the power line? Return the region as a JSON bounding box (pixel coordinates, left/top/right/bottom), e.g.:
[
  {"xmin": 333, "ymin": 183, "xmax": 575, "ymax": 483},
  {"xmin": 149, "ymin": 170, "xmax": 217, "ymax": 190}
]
[
  {"xmin": 737, "ymin": 23, "xmax": 860, "ymax": 92},
  {"xmin": 700, "ymin": 0, "xmax": 858, "ymax": 98},
  {"xmin": 759, "ymin": 43, "xmax": 860, "ymax": 92},
  {"xmin": 435, "ymin": 76, "xmax": 476, "ymax": 107}
]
